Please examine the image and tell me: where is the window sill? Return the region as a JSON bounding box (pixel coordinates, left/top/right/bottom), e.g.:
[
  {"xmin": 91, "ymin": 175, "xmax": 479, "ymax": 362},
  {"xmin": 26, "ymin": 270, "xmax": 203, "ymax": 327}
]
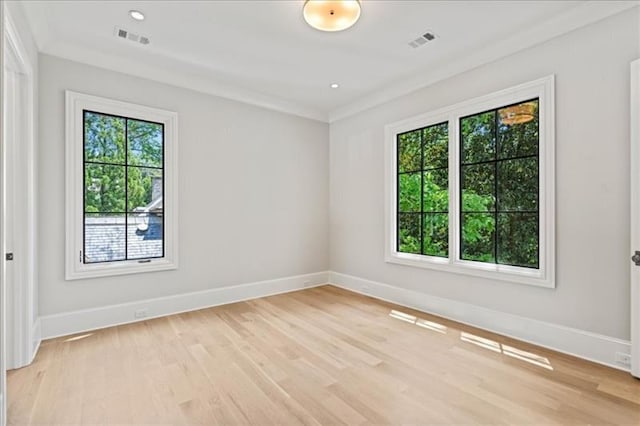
[
  {"xmin": 66, "ymin": 257, "xmax": 177, "ymax": 281},
  {"xmin": 385, "ymin": 252, "xmax": 554, "ymax": 289}
]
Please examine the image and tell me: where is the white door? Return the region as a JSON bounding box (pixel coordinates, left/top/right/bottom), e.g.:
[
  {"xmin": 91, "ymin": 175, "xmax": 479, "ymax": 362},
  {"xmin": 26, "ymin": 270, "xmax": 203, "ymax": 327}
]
[{"xmin": 631, "ymin": 58, "xmax": 640, "ymax": 379}]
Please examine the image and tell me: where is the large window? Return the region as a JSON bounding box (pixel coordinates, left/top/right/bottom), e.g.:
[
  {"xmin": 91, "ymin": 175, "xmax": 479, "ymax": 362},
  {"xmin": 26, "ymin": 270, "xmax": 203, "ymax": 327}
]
[
  {"xmin": 66, "ymin": 92, "xmax": 178, "ymax": 279},
  {"xmin": 385, "ymin": 77, "xmax": 554, "ymax": 287}
]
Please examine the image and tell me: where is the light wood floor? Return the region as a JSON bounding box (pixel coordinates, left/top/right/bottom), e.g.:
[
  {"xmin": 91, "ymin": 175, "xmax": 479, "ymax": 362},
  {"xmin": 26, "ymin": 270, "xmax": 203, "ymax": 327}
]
[{"xmin": 7, "ymin": 285, "xmax": 640, "ymax": 425}]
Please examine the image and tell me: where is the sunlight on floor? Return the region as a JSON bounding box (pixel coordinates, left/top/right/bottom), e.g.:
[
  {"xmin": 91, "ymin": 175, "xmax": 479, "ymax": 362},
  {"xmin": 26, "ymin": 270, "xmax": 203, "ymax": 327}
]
[
  {"xmin": 389, "ymin": 310, "xmax": 448, "ymax": 334},
  {"xmin": 63, "ymin": 333, "xmax": 94, "ymax": 342},
  {"xmin": 460, "ymin": 331, "xmax": 501, "ymax": 353},
  {"xmin": 461, "ymin": 331, "xmax": 553, "ymax": 370},
  {"xmin": 502, "ymin": 344, "xmax": 554, "ymax": 370},
  {"xmin": 389, "ymin": 309, "xmax": 553, "ymax": 370}
]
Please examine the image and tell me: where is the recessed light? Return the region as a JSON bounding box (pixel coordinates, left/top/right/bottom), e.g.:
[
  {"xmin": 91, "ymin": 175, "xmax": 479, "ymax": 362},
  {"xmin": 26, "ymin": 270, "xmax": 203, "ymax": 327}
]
[
  {"xmin": 330, "ymin": 83, "xmax": 340, "ymax": 89},
  {"xmin": 129, "ymin": 10, "xmax": 145, "ymax": 21}
]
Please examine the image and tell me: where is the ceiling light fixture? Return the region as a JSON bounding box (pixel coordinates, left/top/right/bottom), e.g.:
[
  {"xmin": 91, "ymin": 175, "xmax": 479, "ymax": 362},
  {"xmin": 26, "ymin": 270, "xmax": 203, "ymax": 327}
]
[
  {"xmin": 129, "ymin": 10, "xmax": 145, "ymax": 21},
  {"xmin": 499, "ymin": 102, "xmax": 537, "ymax": 125},
  {"xmin": 330, "ymin": 83, "xmax": 340, "ymax": 89},
  {"xmin": 303, "ymin": 0, "xmax": 361, "ymax": 32}
]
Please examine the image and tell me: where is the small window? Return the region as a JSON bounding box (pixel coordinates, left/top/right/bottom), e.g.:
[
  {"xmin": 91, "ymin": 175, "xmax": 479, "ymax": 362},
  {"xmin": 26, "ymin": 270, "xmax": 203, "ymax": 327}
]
[
  {"xmin": 83, "ymin": 111, "xmax": 165, "ymax": 264},
  {"xmin": 385, "ymin": 76, "xmax": 554, "ymax": 288},
  {"xmin": 66, "ymin": 92, "xmax": 178, "ymax": 279}
]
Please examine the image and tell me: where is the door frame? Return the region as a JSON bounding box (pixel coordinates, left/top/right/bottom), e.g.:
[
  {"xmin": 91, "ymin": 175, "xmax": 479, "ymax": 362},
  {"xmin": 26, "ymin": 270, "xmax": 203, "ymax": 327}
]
[
  {"xmin": 1, "ymin": 2, "xmax": 38, "ymax": 374},
  {"xmin": 631, "ymin": 58, "xmax": 640, "ymax": 378},
  {"xmin": 0, "ymin": 2, "xmax": 5, "ymax": 423}
]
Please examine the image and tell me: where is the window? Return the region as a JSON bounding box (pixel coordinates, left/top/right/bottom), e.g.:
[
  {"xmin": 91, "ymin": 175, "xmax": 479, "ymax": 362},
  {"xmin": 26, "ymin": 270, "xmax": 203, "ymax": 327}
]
[
  {"xmin": 66, "ymin": 91, "xmax": 178, "ymax": 279},
  {"xmin": 397, "ymin": 122, "xmax": 449, "ymax": 257},
  {"xmin": 385, "ymin": 77, "xmax": 554, "ymax": 287},
  {"xmin": 459, "ymin": 99, "xmax": 539, "ymax": 268}
]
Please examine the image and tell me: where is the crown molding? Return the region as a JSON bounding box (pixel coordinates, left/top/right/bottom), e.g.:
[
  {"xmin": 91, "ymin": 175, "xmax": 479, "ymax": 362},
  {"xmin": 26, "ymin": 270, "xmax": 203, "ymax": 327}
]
[
  {"xmin": 41, "ymin": 40, "xmax": 329, "ymax": 122},
  {"xmin": 19, "ymin": 1, "xmax": 638, "ymax": 125},
  {"xmin": 328, "ymin": 1, "xmax": 640, "ymax": 123},
  {"xmin": 18, "ymin": 0, "xmax": 328, "ymax": 123}
]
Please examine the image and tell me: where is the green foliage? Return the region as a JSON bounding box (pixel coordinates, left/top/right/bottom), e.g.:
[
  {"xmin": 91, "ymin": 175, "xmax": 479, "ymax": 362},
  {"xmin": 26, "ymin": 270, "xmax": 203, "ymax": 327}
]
[
  {"xmin": 497, "ymin": 213, "xmax": 538, "ymax": 268},
  {"xmin": 423, "ymin": 123, "xmax": 448, "ymax": 169},
  {"xmin": 398, "ymin": 213, "xmax": 420, "ymax": 254},
  {"xmin": 84, "ymin": 112, "xmax": 125, "ymax": 163},
  {"xmin": 397, "ymin": 131, "xmax": 421, "ymax": 172},
  {"xmin": 422, "ymin": 213, "xmax": 447, "ymax": 257},
  {"xmin": 461, "ymin": 111, "xmax": 495, "ymax": 163},
  {"xmin": 399, "ymin": 172, "xmax": 494, "ymax": 258},
  {"xmin": 423, "ymin": 169, "xmax": 448, "ymax": 212},
  {"xmin": 398, "ymin": 122, "xmax": 450, "ymax": 257},
  {"xmin": 497, "ymin": 158, "xmax": 538, "ymax": 211},
  {"xmin": 127, "ymin": 167, "xmax": 162, "ymax": 211},
  {"xmin": 398, "ymin": 173, "xmax": 421, "ymax": 212},
  {"xmin": 398, "ymin": 100, "xmax": 540, "ymax": 268},
  {"xmin": 84, "ymin": 164, "xmax": 125, "ymax": 213},
  {"xmin": 84, "ymin": 111, "xmax": 163, "ymax": 214},
  {"xmin": 127, "ymin": 120, "xmax": 163, "ymax": 168}
]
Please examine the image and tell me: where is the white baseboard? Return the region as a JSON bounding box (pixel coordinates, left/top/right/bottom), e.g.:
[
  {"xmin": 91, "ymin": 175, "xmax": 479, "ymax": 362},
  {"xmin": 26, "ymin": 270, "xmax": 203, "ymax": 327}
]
[
  {"xmin": 40, "ymin": 271, "xmax": 330, "ymax": 339},
  {"xmin": 38, "ymin": 269, "xmax": 631, "ymax": 372},
  {"xmin": 329, "ymin": 271, "xmax": 632, "ymax": 372},
  {"xmin": 31, "ymin": 318, "xmax": 41, "ymax": 363}
]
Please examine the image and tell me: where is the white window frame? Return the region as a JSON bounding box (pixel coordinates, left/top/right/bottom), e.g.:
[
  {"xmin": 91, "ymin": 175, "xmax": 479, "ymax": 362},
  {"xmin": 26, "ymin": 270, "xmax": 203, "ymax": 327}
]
[
  {"xmin": 65, "ymin": 91, "xmax": 179, "ymax": 280},
  {"xmin": 384, "ymin": 76, "xmax": 555, "ymax": 288}
]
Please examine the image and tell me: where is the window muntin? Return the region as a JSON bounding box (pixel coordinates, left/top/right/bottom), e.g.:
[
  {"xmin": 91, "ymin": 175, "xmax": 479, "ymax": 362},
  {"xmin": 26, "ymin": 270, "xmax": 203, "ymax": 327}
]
[
  {"xmin": 397, "ymin": 122, "xmax": 449, "ymax": 257},
  {"xmin": 460, "ymin": 99, "xmax": 539, "ymax": 268}
]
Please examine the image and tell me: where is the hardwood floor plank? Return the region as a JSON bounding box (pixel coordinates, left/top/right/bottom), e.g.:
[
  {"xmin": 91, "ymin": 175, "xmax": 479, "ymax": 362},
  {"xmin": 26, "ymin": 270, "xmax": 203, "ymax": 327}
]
[{"xmin": 7, "ymin": 285, "xmax": 640, "ymax": 425}]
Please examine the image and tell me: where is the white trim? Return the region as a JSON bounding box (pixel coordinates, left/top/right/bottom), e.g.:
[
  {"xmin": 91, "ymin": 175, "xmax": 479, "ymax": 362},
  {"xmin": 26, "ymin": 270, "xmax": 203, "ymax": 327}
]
[
  {"xmin": 329, "ymin": 272, "xmax": 632, "ymax": 372},
  {"xmin": 630, "ymin": 58, "xmax": 640, "ymax": 378},
  {"xmin": 0, "ymin": 2, "xmax": 5, "ymax": 423},
  {"xmin": 38, "ymin": 43, "xmax": 328, "ymax": 123},
  {"xmin": 329, "ymin": 2, "xmax": 638, "ymax": 122},
  {"xmin": 40, "ymin": 271, "xmax": 330, "ymax": 339},
  {"xmin": 37, "ymin": 269, "xmax": 633, "ymax": 371},
  {"xmin": 30, "ymin": 318, "xmax": 40, "ymax": 365},
  {"xmin": 65, "ymin": 91, "xmax": 179, "ymax": 280},
  {"xmin": 20, "ymin": 1, "xmax": 635, "ymax": 124},
  {"xmin": 384, "ymin": 76, "xmax": 555, "ymax": 288},
  {"xmin": 3, "ymin": 3, "xmax": 38, "ymax": 371}
]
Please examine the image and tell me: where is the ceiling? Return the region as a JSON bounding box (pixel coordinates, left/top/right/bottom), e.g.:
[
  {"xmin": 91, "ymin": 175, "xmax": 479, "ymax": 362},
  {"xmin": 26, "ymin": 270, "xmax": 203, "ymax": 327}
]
[{"xmin": 20, "ymin": 1, "xmax": 636, "ymax": 122}]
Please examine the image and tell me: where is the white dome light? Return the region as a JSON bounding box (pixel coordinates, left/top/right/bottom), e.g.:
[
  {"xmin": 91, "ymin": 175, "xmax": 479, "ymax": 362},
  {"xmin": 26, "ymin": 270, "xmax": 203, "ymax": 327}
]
[{"xmin": 303, "ymin": 1, "xmax": 361, "ymax": 32}]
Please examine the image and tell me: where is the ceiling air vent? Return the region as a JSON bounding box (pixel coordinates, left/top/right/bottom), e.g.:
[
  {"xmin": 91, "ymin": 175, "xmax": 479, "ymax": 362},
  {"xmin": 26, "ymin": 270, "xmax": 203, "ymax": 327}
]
[
  {"xmin": 408, "ymin": 31, "xmax": 437, "ymax": 48},
  {"xmin": 114, "ymin": 26, "xmax": 151, "ymax": 46}
]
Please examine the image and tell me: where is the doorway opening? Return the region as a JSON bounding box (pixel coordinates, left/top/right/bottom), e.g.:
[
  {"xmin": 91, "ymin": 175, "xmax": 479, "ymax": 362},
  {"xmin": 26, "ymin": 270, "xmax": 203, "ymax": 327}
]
[{"xmin": 1, "ymin": 4, "xmax": 39, "ymax": 422}]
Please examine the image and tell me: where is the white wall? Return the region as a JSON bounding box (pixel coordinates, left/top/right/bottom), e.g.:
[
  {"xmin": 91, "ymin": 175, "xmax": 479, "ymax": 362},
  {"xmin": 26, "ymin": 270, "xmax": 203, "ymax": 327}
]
[
  {"xmin": 330, "ymin": 9, "xmax": 640, "ymax": 340},
  {"xmin": 39, "ymin": 54, "xmax": 329, "ymax": 316}
]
